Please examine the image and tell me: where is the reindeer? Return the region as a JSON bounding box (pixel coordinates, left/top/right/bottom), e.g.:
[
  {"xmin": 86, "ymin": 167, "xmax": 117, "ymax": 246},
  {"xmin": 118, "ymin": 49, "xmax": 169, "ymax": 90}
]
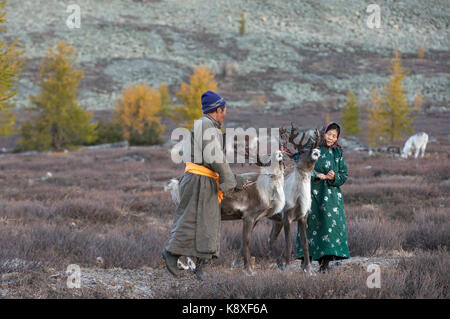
[
  {"xmin": 268, "ymin": 125, "xmax": 321, "ymax": 274},
  {"xmin": 166, "ymin": 135, "xmax": 286, "ymax": 275},
  {"xmin": 224, "ymin": 146, "xmax": 285, "ymax": 275},
  {"xmin": 401, "ymin": 132, "xmax": 429, "ymax": 159}
]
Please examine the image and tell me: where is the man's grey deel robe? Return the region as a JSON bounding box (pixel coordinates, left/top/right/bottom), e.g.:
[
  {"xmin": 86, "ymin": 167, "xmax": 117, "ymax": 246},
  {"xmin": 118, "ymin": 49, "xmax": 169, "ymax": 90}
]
[{"xmin": 166, "ymin": 114, "xmax": 236, "ymax": 259}]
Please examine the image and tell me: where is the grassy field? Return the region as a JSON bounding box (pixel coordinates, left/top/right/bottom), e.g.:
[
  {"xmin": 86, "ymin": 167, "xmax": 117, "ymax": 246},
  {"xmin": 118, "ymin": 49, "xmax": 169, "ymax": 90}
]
[{"xmin": 0, "ymin": 125, "xmax": 448, "ymax": 298}]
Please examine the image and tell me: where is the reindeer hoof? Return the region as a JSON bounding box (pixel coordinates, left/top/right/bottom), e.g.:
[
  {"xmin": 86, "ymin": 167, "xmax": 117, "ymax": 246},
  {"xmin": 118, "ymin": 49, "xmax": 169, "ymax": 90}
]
[
  {"xmin": 276, "ymin": 258, "xmax": 284, "ymax": 270},
  {"xmin": 302, "ymin": 265, "xmax": 315, "ymax": 276},
  {"xmin": 243, "ymin": 268, "xmax": 256, "ymax": 276},
  {"xmin": 230, "ymin": 258, "xmax": 242, "ymax": 270}
]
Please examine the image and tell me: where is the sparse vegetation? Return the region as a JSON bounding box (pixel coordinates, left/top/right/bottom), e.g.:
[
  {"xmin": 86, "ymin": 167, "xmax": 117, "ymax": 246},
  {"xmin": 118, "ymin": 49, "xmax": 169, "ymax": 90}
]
[{"xmin": 0, "ymin": 140, "xmax": 448, "ymax": 298}]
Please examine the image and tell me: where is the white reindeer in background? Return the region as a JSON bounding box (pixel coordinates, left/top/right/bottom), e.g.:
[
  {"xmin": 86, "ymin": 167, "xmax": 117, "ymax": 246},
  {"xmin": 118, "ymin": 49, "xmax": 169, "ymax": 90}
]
[{"xmin": 401, "ymin": 132, "xmax": 429, "ymax": 159}]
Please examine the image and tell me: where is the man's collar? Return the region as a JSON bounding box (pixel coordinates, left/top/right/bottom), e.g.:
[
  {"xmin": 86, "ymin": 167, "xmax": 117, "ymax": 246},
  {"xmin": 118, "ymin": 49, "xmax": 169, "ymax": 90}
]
[{"xmin": 204, "ymin": 113, "xmax": 221, "ymax": 128}]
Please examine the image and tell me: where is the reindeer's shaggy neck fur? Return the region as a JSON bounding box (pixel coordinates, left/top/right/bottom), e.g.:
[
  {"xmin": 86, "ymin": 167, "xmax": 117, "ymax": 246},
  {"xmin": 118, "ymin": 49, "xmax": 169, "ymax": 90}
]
[
  {"xmin": 284, "ymin": 154, "xmax": 317, "ymax": 218},
  {"xmin": 256, "ymin": 159, "xmax": 285, "ymax": 216}
]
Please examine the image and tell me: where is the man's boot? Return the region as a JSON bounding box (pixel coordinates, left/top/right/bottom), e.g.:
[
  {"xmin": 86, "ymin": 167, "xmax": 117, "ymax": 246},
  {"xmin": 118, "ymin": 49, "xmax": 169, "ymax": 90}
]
[{"xmin": 162, "ymin": 248, "xmax": 180, "ymax": 277}]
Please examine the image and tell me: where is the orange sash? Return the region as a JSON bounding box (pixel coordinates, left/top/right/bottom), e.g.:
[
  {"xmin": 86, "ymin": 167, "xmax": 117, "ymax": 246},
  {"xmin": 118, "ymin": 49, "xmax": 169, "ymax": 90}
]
[{"xmin": 185, "ymin": 162, "xmax": 223, "ymax": 203}]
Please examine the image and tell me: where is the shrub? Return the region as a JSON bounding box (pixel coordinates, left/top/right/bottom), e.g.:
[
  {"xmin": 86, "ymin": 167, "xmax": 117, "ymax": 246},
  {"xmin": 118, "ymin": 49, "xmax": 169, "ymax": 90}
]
[
  {"xmin": 129, "ymin": 122, "xmax": 163, "ymax": 146},
  {"xmin": 90, "ymin": 120, "xmax": 124, "ymax": 145}
]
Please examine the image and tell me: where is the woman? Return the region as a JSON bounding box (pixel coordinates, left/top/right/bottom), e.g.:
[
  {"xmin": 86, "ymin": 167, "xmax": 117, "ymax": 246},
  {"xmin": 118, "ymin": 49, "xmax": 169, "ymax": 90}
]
[{"xmin": 296, "ymin": 121, "xmax": 350, "ymax": 272}]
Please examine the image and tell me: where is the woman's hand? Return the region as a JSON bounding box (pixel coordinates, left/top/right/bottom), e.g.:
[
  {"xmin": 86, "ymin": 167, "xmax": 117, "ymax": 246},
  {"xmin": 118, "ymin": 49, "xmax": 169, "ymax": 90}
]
[
  {"xmin": 326, "ymin": 170, "xmax": 335, "ymax": 180},
  {"xmin": 317, "ymin": 171, "xmax": 335, "ymax": 180}
]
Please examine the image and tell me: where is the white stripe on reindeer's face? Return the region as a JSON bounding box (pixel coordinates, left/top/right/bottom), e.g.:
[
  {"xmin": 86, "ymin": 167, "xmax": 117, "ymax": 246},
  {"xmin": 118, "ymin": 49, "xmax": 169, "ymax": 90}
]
[
  {"xmin": 311, "ymin": 148, "xmax": 320, "ymax": 161},
  {"xmin": 274, "ymin": 149, "xmax": 283, "ymax": 162}
]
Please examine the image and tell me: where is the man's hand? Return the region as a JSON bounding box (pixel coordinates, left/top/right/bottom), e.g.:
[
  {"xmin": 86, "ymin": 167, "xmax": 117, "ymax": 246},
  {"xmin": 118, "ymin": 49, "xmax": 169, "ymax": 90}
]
[{"xmin": 317, "ymin": 173, "xmax": 328, "ymax": 180}]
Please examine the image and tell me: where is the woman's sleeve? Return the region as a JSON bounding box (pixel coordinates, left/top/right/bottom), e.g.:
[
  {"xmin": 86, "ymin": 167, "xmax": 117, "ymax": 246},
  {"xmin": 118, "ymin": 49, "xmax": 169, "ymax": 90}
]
[
  {"xmin": 311, "ymin": 170, "xmax": 321, "ymax": 183},
  {"xmin": 327, "ymin": 154, "xmax": 348, "ymax": 187}
]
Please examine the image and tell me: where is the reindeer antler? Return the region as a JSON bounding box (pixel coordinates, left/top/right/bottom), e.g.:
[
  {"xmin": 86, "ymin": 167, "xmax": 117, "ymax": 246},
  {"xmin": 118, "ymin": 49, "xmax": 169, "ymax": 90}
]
[
  {"xmin": 313, "ymin": 129, "xmax": 321, "ymax": 149},
  {"xmin": 233, "ymin": 135, "xmax": 271, "ymax": 167},
  {"xmin": 280, "ymin": 125, "xmax": 321, "ymax": 158}
]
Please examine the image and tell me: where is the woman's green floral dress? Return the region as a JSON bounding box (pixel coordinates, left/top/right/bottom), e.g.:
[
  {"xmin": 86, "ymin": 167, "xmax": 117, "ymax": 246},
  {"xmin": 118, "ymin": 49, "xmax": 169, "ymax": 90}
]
[{"xmin": 296, "ymin": 144, "xmax": 350, "ymax": 261}]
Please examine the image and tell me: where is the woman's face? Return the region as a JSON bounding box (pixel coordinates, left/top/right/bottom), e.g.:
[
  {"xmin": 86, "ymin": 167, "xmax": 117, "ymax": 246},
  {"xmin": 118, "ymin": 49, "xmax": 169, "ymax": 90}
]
[{"xmin": 324, "ymin": 129, "xmax": 338, "ymax": 147}]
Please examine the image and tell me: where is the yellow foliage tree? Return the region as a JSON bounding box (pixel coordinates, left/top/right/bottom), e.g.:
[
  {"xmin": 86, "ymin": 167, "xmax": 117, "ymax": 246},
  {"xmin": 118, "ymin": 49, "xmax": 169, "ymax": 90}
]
[
  {"xmin": 158, "ymin": 82, "xmax": 171, "ymax": 117},
  {"xmin": 115, "ymin": 83, "xmax": 165, "ymax": 144},
  {"xmin": 239, "ymin": 11, "xmax": 246, "ymax": 35},
  {"xmin": 0, "ymin": 0, "xmax": 24, "ymax": 137},
  {"xmin": 367, "ymin": 88, "xmax": 384, "ymax": 146},
  {"xmin": 341, "ymin": 91, "xmax": 360, "ymax": 136},
  {"xmin": 418, "ymin": 46, "xmax": 425, "ymax": 59},
  {"xmin": 20, "ymin": 41, "xmax": 96, "ymax": 151},
  {"xmin": 366, "ymin": 50, "xmax": 421, "ymax": 146},
  {"xmin": 173, "ymin": 65, "xmax": 218, "ymax": 129}
]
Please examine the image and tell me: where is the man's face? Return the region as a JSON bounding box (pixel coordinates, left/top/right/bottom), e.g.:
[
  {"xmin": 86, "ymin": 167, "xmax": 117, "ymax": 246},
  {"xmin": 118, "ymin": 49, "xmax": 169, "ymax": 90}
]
[{"xmin": 216, "ymin": 106, "xmax": 227, "ymax": 124}]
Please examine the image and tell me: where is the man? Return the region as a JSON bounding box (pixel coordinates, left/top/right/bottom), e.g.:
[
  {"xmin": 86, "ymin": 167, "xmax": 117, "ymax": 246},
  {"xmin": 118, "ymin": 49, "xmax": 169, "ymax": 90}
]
[{"xmin": 162, "ymin": 90, "xmax": 237, "ymax": 280}]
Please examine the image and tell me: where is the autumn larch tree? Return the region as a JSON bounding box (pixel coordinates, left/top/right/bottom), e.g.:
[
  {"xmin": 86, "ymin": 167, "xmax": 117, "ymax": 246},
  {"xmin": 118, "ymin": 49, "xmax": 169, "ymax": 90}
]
[
  {"xmin": 0, "ymin": 0, "xmax": 24, "ymax": 137},
  {"xmin": 341, "ymin": 91, "xmax": 360, "ymax": 136},
  {"xmin": 20, "ymin": 41, "xmax": 96, "ymax": 151},
  {"xmin": 366, "ymin": 50, "xmax": 422, "ymax": 146},
  {"xmin": 173, "ymin": 65, "xmax": 218, "ymax": 129},
  {"xmin": 114, "ymin": 82, "xmax": 165, "ymax": 145}
]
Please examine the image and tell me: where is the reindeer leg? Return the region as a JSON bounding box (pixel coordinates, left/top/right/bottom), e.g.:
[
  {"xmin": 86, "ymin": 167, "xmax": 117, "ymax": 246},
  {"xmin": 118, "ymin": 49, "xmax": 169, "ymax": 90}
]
[
  {"xmin": 414, "ymin": 146, "xmax": 420, "ymax": 159},
  {"xmin": 298, "ymin": 215, "xmax": 312, "ymax": 274},
  {"xmin": 282, "ymin": 212, "xmax": 292, "ymax": 270},
  {"xmin": 242, "ymin": 217, "xmax": 255, "ymax": 275},
  {"xmin": 268, "ymin": 220, "xmax": 283, "ymax": 268},
  {"xmin": 231, "ymin": 219, "xmax": 259, "ymax": 270},
  {"xmin": 231, "ymin": 232, "xmax": 243, "ymax": 270}
]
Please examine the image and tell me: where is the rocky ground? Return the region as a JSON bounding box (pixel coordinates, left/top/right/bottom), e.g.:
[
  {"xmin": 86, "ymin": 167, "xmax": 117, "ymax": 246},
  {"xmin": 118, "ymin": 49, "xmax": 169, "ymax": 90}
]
[
  {"xmin": 0, "ymin": 252, "xmax": 413, "ymax": 298},
  {"xmin": 4, "ymin": 0, "xmax": 449, "ymax": 111}
]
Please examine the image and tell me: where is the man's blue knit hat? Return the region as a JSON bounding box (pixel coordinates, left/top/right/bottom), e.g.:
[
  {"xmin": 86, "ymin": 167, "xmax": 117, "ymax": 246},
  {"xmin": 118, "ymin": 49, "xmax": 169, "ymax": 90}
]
[{"xmin": 201, "ymin": 90, "xmax": 226, "ymax": 114}]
